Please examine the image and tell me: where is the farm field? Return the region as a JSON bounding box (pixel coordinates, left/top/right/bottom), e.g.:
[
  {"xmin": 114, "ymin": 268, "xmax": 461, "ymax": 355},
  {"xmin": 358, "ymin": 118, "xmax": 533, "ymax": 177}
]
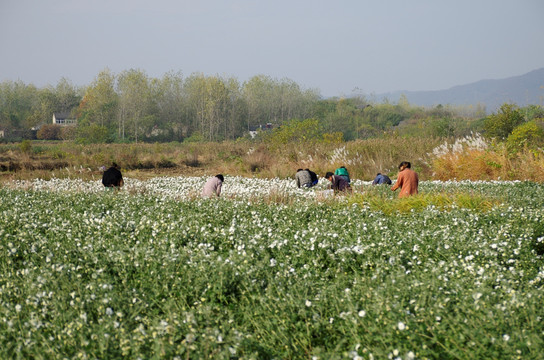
[{"xmin": 1, "ymin": 177, "xmax": 544, "ymax": 359}]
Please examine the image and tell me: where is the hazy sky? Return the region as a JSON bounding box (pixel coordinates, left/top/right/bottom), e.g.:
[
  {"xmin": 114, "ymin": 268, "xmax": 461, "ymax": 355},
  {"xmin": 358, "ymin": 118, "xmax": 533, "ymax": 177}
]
[{"xmin": 1, "ymin": 0, "xmax": 543, "ymax": 97}]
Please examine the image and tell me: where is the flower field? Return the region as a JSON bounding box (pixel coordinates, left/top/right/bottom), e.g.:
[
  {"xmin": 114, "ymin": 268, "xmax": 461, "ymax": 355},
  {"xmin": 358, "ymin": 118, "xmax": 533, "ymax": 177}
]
[{"xmin": 1, "ymin": 177, "xmax": 543, "ymax": 359}]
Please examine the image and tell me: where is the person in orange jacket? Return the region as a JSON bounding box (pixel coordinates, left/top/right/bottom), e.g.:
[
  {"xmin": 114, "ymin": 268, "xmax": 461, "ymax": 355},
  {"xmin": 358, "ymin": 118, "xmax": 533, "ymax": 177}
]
[{"xmin": 391, "ymin": 161, "xmax": 418, "ymax": 198}]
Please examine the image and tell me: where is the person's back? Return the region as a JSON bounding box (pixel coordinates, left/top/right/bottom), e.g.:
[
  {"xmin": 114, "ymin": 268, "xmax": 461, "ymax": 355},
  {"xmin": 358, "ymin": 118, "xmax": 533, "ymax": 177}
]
[
  {"xmin": 306, "ymin": 169, "xmax": 318, "ymax": 186},
  {"xmin": 391, "ymin": 162, "xmax": 418, "ymax": 197},
  {"xmin": 326, "ymin": 172, "xmax": 351, "ymax": 193},
  {"xmin": 202, "ymin": 174, "xmax": 224, "ymax": 197},
  {"xmin": 295, "ymin": 169, "xmax": 313, "ymax": 188},
  {"xmin": 372, "ymin": 173, "xmax": 392, "ymax": 185},
  {"xmin": 334, "ymin": 166, "xmax": 350, "ymax": 183},
  {"xmin": 102, "ymin": 163, "xmax": 123, "ymax": 188}
]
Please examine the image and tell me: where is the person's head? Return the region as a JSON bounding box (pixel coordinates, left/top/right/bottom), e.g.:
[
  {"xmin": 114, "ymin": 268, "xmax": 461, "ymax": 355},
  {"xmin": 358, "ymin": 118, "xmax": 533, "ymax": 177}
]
[
  {"xmin": 297, "ymin": 168, "xmax": 303, "ymax": 172},
  {"xmin": 325, "ymin": 172, "xmax": 334, "ymax": 181},
  {"xmin": 216, "ymin": 174, "xmax": 224, "ymax": 182},
  {"xmin": 398, "ymin": 161, "xmax": 411, "ymax": 170},
  {"xmin": 376, "ymin": 173, "xmax": 382, "ymax": 176},
  {"xmin": 340, "ymin": 166, "xmax": 346, "ymax": 169},
  {"xmin": 111, "ymin": 162, "xmax": 120, "ymax": 169}
]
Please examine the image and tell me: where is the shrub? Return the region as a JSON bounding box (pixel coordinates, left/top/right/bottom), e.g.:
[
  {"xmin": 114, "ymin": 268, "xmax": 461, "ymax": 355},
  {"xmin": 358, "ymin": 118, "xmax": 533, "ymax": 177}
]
[
  {"xmin": 60, "ymin": 125, "xmax": 77, "ymax": 140},
  {"xmin": 484, "ymin": 103, "xmax": 524, "ymax": 140},
  {"xmin": 265, "ymin": 118, "xmax": 322, "ymax": 147},
  {"xmin": 37, "ymin": 124, "xmax": 62, "ymax": 140},
  {"xmin": 76, "ymin": 123, "xmax": 109, "ymax": 144},
  {"xmin": 18, "ymin": 140, "xmax": 32, "ymax": 154},
  {"xmin": 506, "ymin": 119, "xmax": 544, "ymax": 153}
]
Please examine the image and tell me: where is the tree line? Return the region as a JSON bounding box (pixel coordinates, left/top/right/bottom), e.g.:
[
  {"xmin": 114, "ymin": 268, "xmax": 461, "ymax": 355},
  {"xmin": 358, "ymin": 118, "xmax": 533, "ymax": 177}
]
[{"xmin": 1, "ymin": 68, "xmax": 542, "ymax": 144}]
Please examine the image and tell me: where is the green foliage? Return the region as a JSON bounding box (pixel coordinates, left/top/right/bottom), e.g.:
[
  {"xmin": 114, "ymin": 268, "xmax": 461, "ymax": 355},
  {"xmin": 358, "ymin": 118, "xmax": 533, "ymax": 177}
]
[
  {"xmin": 362, "ymin": 103, "xmax": 411, "ymax": 130},
  {"xmin": 1, "ymin": 181, "xmax": 543, "ymax": 359},
  {"xmin": 1, "ymin": 73, "xmax": 542, "ymax": 145},
  {"xmin": 265, "ymin": 118, "xmax": 322, "ymax": 146},
  {"xmin": 18, "ymin": 139, "xmax": 32, "ymax": 153},
  {"xmin": 75, "ymin": 122, "xmax": 110, "ymax": 144},
  {"xmin": 484, "ymin": 103, "xmax": 525, "ymax": 139},
  {"xmin": 347, "ymin": 191, "xmax": 498, "ymax": 215},
  {"xmin": 322, "ymin": 132, "xmax": 344, "ymax": 144},
  {"xmin": 183, "ymin": 131, "xmax": 205, "ymax": 143},
  {"xmin": 429, "ymin": 117, "xmax": 456, "ymax": 137},
  {"xmin": 506, "ymin": 119, "xmax": 544, "ymax": 153},
  {"xmin": 520, "ymin": 104, "xmax": 544, "ymax": 121}
]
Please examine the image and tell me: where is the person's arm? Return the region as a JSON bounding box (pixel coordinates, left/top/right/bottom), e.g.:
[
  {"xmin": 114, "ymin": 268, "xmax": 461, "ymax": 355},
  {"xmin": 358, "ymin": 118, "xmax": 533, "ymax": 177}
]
[
  {"xmin": 332, "ymin": 176, "xmax": 339, "ymax": 191},
  {"xmin": 216, "ymin": 181, "xmax": 222, "ymax": 196},
  {"xmin": 391, "ymin": 173, "xmax": 403, "ymax": 191}
]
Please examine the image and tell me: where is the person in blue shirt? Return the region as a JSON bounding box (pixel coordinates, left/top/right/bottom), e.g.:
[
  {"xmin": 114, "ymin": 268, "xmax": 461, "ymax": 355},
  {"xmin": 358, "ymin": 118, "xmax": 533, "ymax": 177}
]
[{"xmin": 372, "ymin": 173, "xmax": 392, "ymax": 185}]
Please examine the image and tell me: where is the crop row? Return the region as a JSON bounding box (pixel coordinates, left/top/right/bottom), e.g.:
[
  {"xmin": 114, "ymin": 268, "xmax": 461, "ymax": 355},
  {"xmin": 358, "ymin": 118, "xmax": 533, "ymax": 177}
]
[{"xmin": 0, "ymin": 179, "xmax": 543, "ymax": 359}]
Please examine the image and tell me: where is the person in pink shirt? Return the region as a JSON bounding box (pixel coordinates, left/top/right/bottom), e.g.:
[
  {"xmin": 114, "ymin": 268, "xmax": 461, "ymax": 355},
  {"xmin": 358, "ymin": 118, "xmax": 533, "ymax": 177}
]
[
  {"xmin": 391, "ymin": 161, "xmax": 419, "ymax": 198},
  {"xmin": 202, "ymin": 174, "xmax": 224, "ymax": 197}
]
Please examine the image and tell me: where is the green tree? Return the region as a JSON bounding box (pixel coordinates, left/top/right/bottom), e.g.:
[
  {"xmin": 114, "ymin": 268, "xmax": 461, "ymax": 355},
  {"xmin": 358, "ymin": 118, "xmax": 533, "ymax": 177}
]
[
  {"xmin": 243, "ymin": 75, "xmax": 276, "ymax": 130},
  {"xmin": 76, "ymin": 120, "xmax": 110, "ymax": 144},
  {"xmin": 116, "ymin": 69, "xmax": 154, "ymax": 142},
  {"xmin": 484, "ymin": 103, "xmax": 525, "ymax": 139},
  {"xmin": 265, "ymin": 118, "xmax": 323, "ymax": 148},
  {"xmin": 0, "ymin": 81, "xmax": 41, "ymax": 130},
  {"xmin": 154, "ymin": 71, "xmax": 187, "ymax": 141},
  {"xmin": 54, "ymin": 78, "xmax": 81, "ymax": 112},
  {"xmin": 185, "ymin": 74, "xmax": 231, "ymax": 141},
  {"xmin": 78, "ymin": 69, "xmax": 118, "ymax": 132}
]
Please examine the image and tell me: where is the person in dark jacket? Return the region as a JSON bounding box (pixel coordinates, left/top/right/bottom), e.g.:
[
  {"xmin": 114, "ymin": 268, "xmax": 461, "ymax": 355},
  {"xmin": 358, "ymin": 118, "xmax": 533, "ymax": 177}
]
[
  {"xmin": 102, "ymin": 163, "xmax": 124, "ymax": 189},
  {"xmin": 325, "ymin": 172, "xmax": 352, "ymax": 193},
  {"xmin": 372, "ymin": 173, "xmax": 392, "ymax": 185},
  {"xmin": 306, "ymin": 168, "xmax": 319, "ymax": 187}
]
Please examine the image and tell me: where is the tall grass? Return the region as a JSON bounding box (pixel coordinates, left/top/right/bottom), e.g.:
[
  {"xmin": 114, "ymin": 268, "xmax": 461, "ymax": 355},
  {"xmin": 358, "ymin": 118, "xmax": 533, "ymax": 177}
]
[
  {"xmin": 346, "ymin": 187, "xmax": 499, "ymax": 215},
  {"xmin": 431, "ymin": 136, "xmax": 544, "ymax": 181},
  {"xmin": 1, "ymin": 136, "xmax": 544, "ymax": 182}
]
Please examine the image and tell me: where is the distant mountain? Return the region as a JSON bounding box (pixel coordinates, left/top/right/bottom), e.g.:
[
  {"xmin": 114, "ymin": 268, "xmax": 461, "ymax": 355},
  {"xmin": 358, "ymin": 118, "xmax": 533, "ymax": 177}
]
[{"xmin": 376, "ymin": 68, "xmax": 544, "ymax": 113}]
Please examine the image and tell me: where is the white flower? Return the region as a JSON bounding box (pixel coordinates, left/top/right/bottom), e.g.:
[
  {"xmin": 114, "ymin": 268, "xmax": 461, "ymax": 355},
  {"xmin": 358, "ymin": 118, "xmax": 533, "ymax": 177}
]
[
  {"xmin": 406, "ymin": 351, "xmax": 415, "ymax": 360},
  {"xmin": 358, "ymin": 310, "xmax": 366, "ymax": 317},
  {"xmin": 503, "ymin": 334, "xmax": 510, "ymax": 342},
  {"xmin": 15, "ymin": 304, "xmax": 22, "ymax": 313},
  {"xmin": 397, "ymin": 322, "xmax": 406, "ymax": 331},
  {"xmin": 305, "ymin": 300, "xmax": 312, "ymax": 307}
]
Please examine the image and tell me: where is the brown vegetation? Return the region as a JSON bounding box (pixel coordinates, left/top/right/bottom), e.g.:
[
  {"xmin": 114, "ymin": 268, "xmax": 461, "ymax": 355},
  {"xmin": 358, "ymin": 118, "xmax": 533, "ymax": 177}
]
[{"xmin": 1, "ymin": 138, "xmax": 544, "ymax": 183}]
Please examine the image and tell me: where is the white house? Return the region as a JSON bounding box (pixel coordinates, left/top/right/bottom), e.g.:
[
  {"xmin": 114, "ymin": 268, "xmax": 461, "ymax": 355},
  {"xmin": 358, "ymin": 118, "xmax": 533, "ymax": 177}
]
[{"xmin": 52, "ymin": 112, "xmax": 77, "ymax": 125}]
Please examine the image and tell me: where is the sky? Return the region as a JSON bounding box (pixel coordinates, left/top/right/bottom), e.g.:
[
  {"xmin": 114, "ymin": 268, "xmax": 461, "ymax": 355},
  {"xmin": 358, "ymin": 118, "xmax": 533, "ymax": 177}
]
[{"xmin": 1, "ymin": 0, "xmax": 543, "ymax": 97}]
